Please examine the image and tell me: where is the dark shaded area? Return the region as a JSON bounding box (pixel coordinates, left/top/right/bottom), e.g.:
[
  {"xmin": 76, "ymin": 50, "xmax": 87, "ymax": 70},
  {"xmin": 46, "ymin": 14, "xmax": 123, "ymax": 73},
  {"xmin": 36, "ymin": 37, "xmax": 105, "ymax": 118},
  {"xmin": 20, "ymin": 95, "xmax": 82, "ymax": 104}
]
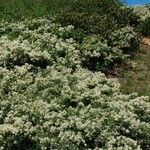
[
  {"xmin": 4, "ymin": 136, "xmax": 40, "ymax": 150},
  {"xmin": 0, "ymin": 51, "xmax": 50, "ymax": 70},
  {"xmin": 138, "ymin": 17, "xmax": 150, "ymax": 37}
]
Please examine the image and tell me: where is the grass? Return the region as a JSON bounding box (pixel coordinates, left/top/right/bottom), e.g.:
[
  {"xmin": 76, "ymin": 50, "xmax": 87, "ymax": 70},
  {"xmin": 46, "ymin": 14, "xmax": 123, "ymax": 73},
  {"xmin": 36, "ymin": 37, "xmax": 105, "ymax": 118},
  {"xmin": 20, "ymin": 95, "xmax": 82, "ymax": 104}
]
[
  {"xmin": 0, "ymin": 0, "xmax": 73, "ymax": 21},
  {"xmin": 119, "ymin": 42, "xmax": 150, "ymax": 96}
]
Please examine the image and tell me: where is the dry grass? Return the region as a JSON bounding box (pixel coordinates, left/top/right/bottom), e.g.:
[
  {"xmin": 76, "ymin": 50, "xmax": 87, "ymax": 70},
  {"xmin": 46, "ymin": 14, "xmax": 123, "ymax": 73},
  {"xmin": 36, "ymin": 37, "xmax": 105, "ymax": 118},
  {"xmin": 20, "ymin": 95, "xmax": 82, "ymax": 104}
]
[{"xmin": 141, "ymin": 37, "xmax": 150, "ymax": 46}]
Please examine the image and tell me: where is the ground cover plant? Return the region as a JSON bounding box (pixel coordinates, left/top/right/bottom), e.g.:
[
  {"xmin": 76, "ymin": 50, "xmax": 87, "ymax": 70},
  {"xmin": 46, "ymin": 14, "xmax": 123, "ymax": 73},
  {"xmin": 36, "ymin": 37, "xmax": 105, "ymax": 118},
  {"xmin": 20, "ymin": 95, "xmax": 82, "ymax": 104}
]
[
  {"xmin": 0, "ymin": 0, "xmax": 150, "ymax": 150},
  {"xmin": 0, "ymin": 19, "xmax": 138, "ymax": 72},
  {"xmin": 0, "ymin": 18, "xmax": 150, "ymax": 150}
]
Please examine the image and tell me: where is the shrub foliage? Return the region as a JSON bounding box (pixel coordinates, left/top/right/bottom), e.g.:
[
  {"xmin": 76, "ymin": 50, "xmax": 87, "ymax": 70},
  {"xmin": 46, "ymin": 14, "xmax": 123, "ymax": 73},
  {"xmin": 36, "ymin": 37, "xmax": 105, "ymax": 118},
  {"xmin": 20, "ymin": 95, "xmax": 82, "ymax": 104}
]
[
  {"xmin": 0, "ymin": 19, "xmax": 138, "ymax": 72},
  {"xmin": 138, "ymin": 17, "xmax": 150, "ymax": 36},
  {"xmin": 133, "ymin": 6, "xmax": 150, "ymax": 36},
  {"xmin": 0, "ymin": 18, "xmax": 149, "ymax": 149}
]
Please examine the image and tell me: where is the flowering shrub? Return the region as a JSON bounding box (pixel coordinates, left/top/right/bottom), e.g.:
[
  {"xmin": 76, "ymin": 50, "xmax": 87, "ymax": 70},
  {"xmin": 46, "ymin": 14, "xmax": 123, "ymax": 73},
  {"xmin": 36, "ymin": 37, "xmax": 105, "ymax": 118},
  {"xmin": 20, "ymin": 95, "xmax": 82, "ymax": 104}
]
[
  {"xmin": 133, "ymin": 6, "xmax": 150, "ymax": 36},
  {"xmin": 56, "ymin": 0, "xmax": 136, "ymax": 38},
  {"xmin": 0, "ymin": 19, "xmax": 138, "ymax": 72},
  {"xmin": 0, "ymin": 19, "xmax": 80, "ymax": 70},
  {"xmin": 133, "ymin": 6, "xmax": 150, "ymax": 22},
  {"xmin": 108, "ymin": 27, "xmax": 138, "ymax": 49},
  {"xmin": 81, "ymin": 35, "xmax": 125, "ymax": 71},
  {"xmin": 81, "ymin": 27, "xmax": 138, "ymax": 71},
  {"xmin": 138, "ymin": 17, "xmax": 150, "ymax": 37},
  {"xmin": 0, "ymin": 65, "xmax": 150, "ymax": 149},
  {"xmin": 0, "ymin": 18, "xmax": 149, "ymax": 149}
]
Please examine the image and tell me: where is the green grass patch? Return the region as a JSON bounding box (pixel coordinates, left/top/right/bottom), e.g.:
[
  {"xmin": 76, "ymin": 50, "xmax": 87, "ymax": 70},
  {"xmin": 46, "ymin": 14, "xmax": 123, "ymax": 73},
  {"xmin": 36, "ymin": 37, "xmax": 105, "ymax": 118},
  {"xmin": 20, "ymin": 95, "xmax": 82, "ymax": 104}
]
[
  {"xmin": 0, "ymin": 0, "xmax": 73, "ymax": 21},
  {"xmin": 120, "ymin": 43, "xmax": 150, "ymax": 96}
]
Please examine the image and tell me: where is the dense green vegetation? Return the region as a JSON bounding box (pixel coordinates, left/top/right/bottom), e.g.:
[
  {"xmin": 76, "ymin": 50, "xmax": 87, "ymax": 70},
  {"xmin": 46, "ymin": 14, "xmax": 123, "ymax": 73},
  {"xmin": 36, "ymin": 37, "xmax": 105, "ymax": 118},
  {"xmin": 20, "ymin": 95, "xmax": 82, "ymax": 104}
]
[
  {"xmin": 133, "ymin": 5, "xmax": 150, "ymax": 36},
  {"xmin": 138, "ymin": 17, "xmax": 150, "ymax": 36},
  {"xmin": 0, "ymin": 0, "xmax": 140, "ymax": 36},
  {"xmin": 0, "ymin": 0, "xmax": 150, "ymax": 149}
]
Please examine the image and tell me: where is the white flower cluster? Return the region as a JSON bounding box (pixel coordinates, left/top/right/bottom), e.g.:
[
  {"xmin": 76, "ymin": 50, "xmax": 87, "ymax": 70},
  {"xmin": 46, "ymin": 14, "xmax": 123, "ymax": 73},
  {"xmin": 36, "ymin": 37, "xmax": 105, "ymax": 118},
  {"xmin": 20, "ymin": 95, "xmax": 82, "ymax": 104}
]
[
  {"xmin": 0, "ymin": 18, "xmax": 80, "ymax": 70},
  {"xmin": 0, "ymin": 18, "xmax": 149, "ymax": 149},
  {"xmin": 109, "ymin": 27, "xmax": 138, "ymax": 49},
  {"xmin": 81, "ymin": 35, "xmax": 125, "ymax": 71},
  {"xmin": 80, "ymin": 27, "xmax": 137, "ymax": 71},
  {"xmin": 133, "ymin": 6, "xmax": 150, "ymax": 21},
  {"xmin": 0, "ymin": 18, "xmax": 138, "ymax": 72}
]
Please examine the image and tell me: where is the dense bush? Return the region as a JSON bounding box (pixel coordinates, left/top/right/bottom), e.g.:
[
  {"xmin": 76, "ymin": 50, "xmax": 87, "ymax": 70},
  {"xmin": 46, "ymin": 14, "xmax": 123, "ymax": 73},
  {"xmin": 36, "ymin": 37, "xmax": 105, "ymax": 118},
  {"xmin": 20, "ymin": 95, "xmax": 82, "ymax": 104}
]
[
  {"xmin": 0, "ymin": 18, "xmax": 149, "ymax": 149},
  {"xmin": 81, "ymin": 27, "xmax": 138, "ymax": 71},
  {"xmin": 0, "ymin": 0, "xmax": 143, "ymax": 38},
  {"xmin": 138, "ymin": 17, "xmax": 150, "ymax": 36},
  {"xmin": 117, "ymin": 7, "xmax": 140, "ymax": 28},
  {"xmin": 133, "ymin": 6, "xmax": 150, "ymax": 21},
  {"xmin": 81, "ymin": 35, "xmax": 126, "ymax": 71},
  {"xmin": 0, "ymin": 19, "xmax": 138, "ymax": 72},
  {"xmin": 0, "ymin": 65, "xmax": 150, "ymax": 149},
  {"xmin": 56, "ymin": 0, "xmax": 132, "ymax": 37},
  {"xmin": 0, "ymin": 0, "xmax": 141, "ymax": 38},
  {"xmin": 0, "ymin": 19, "xmax": 80, "ymax": 70},
  {"xmin": 108, "ymin": 27, "xmax": 139, "ymax": 50},
  {"xmin": 0, "ymin": 0, "xmax": 149, "ymax": 149},
  {"xmin": 133, "ymin": 6, "xmax": 150, "ymax": 36}
]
